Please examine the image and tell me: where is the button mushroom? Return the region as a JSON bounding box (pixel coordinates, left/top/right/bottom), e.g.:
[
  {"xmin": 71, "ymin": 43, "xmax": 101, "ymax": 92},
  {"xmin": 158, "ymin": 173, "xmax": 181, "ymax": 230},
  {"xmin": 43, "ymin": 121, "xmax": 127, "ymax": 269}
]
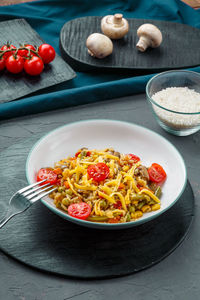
[
  {"xmin": 134, "ymin": 165, "xmax": 149, "ymax": 181},
  {"xmin": 86, "ymin": 33, "xmax": 113, "ymax": 59},
  {"xmin": 136, "ymin": 23, "xmax": 162, "ymax": 52},
  {"xmin": 101, "ymin": 13, "xmax": 129, "ymax": 39}
]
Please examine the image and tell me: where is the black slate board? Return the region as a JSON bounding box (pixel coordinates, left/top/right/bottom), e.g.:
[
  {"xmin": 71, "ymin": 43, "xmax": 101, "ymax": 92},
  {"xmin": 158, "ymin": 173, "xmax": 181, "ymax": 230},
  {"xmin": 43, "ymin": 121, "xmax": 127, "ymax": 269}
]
[
  {"xmin": 60, "ymin": 17, "xmax": 200, "ymax": 72},
  {"xmin": 0, "ymin": 137, "xmax": 194, "ymax": 279},
  {"xmin": 0, "ymin": 19, "xmax": 76, "ymax": 103}
]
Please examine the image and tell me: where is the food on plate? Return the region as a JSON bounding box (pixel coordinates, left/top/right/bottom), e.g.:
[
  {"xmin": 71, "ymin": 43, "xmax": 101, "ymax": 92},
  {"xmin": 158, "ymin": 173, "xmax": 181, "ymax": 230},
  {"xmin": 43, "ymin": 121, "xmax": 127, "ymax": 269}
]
[
  {"xmin": 37, "ymin": 168, "xmax": 58, "ymax": 185},
  {"xmin": 0, "ymin": 42, "xmax": 55, "ymax": 75},
  {"xmin": 86, "ymin": 33, "xmax": 113, "ymax": 59},
  {"xmin": 136, "ymin": 23, "xmax": 162, "ymax": 52},
  {"xmin": 36, "ymin": 148, "xmax": 167, "ymax": 223},
  {"xmin": 101, "ymin": 13, "xmax": 129, "ymax": 39}
]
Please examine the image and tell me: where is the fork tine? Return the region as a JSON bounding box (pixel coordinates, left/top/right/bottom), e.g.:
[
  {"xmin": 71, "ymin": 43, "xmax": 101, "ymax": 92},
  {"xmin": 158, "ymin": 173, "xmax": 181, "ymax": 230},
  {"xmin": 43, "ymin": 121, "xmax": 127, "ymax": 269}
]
[
  {"xmin": 26, "ymin": 185, "xmax": 54, "ymax": 200},
  {"xmin": 22, "ymin": 182, "xmax": 51, "ymax": 197},
  {"xmin": 18, "ymin": 179, "xmax": 47, "ymax": 194},
  {"xmin": 30, "ymin": 187, "xmax": 57, "ymax": 203}
]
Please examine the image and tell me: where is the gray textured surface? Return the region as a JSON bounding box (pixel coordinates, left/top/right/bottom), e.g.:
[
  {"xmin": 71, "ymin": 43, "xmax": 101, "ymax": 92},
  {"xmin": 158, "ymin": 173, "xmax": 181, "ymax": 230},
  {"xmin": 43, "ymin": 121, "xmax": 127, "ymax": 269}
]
[{"xmin": 0, "ymin": 93, "xmax": 200, "ymax": 299}]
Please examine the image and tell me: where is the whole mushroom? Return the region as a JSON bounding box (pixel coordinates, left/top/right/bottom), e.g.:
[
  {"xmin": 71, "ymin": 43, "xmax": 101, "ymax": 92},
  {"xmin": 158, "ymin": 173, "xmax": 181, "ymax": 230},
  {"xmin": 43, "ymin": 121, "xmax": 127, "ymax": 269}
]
[
  {"xmin": 86, "ymin": 33, "xmax": 113, "ymax": 59},
  {"xmin": 101, "ymin": 13, "xmax": 129, "ymax": 39},
  {"xmin": 136, "ymin": 24, "xmax": 162, "ymax": 52}
]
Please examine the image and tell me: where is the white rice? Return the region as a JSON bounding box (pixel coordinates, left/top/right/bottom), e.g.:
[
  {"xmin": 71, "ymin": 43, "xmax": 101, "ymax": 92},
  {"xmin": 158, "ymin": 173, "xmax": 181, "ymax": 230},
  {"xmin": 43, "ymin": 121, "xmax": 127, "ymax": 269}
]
[{"xmin": 152, "ymin": 87, "xmax": 200, "ymax": 130}]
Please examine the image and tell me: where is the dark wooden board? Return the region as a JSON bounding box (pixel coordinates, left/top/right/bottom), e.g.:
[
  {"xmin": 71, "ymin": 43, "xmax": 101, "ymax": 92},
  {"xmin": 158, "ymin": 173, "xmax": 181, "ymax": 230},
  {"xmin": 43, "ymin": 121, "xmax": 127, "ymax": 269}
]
[
  {"xmin": 60, "ymin": 17, "xmax": 200, "ymax": 72},
  {"xmin": 0, "ymin": 19, "xmax": 76, "ymax": 103},
  {"xmin": 0, "ymin": 137, "xmax": 194, "ymax": 279}
]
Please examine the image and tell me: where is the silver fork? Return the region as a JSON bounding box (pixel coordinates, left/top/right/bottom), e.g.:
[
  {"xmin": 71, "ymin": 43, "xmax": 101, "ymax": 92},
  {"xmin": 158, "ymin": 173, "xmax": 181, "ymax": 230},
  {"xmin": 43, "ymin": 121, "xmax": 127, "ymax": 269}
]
[{"xmin": 0, "ymin": 180, "xmax": 57, "ymax": 229}]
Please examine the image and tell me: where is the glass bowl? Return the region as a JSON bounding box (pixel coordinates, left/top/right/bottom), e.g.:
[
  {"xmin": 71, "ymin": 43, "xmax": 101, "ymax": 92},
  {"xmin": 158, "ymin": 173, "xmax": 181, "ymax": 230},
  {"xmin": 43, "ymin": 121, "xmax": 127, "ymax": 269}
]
[{"xmin": 146, "ymin": 70, "xmax": 200, "ymax": 136}]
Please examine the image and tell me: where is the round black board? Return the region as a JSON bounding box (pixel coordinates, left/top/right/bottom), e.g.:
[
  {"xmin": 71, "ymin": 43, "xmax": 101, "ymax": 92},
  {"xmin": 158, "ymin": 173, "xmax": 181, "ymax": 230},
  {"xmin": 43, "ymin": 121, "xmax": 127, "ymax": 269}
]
[
  {"xmin": 0, "ymin": 183, "xmax": 194, "ymax": 279},
  {"xmin": 0, "ymin": 137, "xmax": 194, "ymax": 279},
  {"xmin": 60, "ymin": 17, "xmax": 200, "ymax": 72}
]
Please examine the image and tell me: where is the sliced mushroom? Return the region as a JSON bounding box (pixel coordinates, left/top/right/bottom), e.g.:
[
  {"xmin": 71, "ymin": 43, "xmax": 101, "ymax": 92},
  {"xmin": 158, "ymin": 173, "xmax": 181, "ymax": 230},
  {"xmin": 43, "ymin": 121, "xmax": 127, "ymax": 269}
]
[
  {"xmin": 134, "ymin": 165, "xmax": 149, "ymax": 181},
  {"xmin": 136, "ymin": 23, "xmax": 162, "ymax": 52},
  {"xmin": 86, "ymin": 33, "xmax": 113, "ymax": 59},
  {"xmin": 101, "ymin": 13, "xmax": 129, "ymax": 39},
  {"xmin": 113, "ymin": 151, "xmax": 121, "ymax": 158}
]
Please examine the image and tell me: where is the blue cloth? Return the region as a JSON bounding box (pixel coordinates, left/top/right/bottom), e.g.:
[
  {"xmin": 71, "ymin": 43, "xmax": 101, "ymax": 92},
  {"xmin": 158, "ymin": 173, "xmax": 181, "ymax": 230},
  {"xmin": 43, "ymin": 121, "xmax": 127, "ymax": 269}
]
[{"xmin": 0, "ymin": 0, "xmax": 200, "ymax": 119}]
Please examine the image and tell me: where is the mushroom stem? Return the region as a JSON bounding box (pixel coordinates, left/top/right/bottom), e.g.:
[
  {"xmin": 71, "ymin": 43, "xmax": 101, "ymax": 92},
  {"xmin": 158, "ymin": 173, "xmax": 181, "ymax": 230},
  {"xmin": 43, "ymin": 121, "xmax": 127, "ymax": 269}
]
[
  {"xmin": 113, "ymin": 14, "xmax": 123, "ymax": 25},
  {"xmin": 136, "ymin": 36, "xmax": 150, "ymax": 52},
  {"xmin": 88, "ymin": 49, "xmax": 95, "ymax": 57}
]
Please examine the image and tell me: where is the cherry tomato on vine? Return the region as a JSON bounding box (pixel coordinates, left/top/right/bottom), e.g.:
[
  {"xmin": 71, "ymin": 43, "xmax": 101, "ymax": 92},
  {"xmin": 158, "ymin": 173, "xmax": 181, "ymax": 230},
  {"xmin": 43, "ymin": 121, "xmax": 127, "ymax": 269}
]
[
  {"xmin": 148, "ymin": 163, "xmax": 167, "ymax": 184},
  {"xmin": 38, "ymin": 43, "xmax": 56, "ymax": 64},
  {"xmin": 87, "ymin": 162, "xmax": 110, "ymax": 182},
  {"xmin": 0, "ymin": 57, "xmax": 5, "ymax": 71},
  {"xmin": 1, "ymin": 44, "xmax": 16, "ymax": 59},
  {"xmin": 24, "ymin": 55, "xmax": 44, "ymax": 76},
  {"xmin": 68, "ymin": 202, "xmax": 91, "ymax": 220},
  {"xmin": 18, "ymin": 44, "xmax": 36, "ymax": 59},
  {"xmin": 126, "ymin": 154, "xmax": 140, "ymax": 164},
  {"xmin": 5, "ymin": 55, "xmax": 24, "ymax": 74},
  {"xmin": 37, "ymin": 168, "xmax": 58, "ymax": 185}
]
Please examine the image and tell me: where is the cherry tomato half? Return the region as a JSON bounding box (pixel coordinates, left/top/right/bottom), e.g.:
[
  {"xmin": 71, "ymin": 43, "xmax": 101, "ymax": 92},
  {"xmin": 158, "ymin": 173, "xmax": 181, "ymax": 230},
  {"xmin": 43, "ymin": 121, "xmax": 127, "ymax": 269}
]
[
  {"xmin": 108, "ymin": 216, "xmax": 121, "ymax": 223},
  {"xmin": 5, "ymin": 55, "xmax": 24, "ymax": 74},
  {"xmin": 37, "ymin": 168, "xmax": 58, "ymax": 185},
  {"xmin": 38, "ymin": 43, "xmax": 56, "ymax": 64},
  {"xmin": 148, "ymin": 163, "xmax": 167, "ymax": 184},
  {"xmin": 113, "ymin": 201, "xmax": 122, "ymax": 209},
  {"xmin": 1, "ymin": 44, "xmax": 16, "ymax": 59},
  {"xmin": 68, "ymin": 202, "xmax": 91, "ymax": 220},
  {"xmin": 75, "ymin": 150, "xmax": 91, "ymax": 157},
  {"xmin": 24, "ymin": 56, "xmax": 44, "ymax": 76},
  {"xmin": 126, "ymin": 154, "xmax": 140, "ymax": 164},
  {"xmin": 87, "ymin": 162, "xmax": 110, "ymax": 182},
  {"xmin": 0, "ymin": 57, "xmax": 5, "ymax": 71},
  {"xmin": 18, "ymin": 44, "xmax": 36, "ymax": 59}
]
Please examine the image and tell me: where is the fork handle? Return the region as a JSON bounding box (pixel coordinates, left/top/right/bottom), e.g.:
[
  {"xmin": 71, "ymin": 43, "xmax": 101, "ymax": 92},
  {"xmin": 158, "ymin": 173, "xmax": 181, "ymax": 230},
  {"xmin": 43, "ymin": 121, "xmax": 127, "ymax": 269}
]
[{"xmin": 0, "ymin": 208, "xmax": 19, "ymax": 229}]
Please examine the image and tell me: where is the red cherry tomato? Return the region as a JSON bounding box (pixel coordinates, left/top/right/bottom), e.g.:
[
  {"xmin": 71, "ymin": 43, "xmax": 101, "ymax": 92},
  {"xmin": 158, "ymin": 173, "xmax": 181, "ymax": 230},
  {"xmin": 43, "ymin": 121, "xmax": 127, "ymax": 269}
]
[
  {"xmin": 87, "ymin": 162, "xmax": 110, "ymax": 182},
  {"xmin": 113, "ymin": 201, "xmax": 122, "ymax": 209},
  {"xmin": 1, "ymin": 44, "xmax": 16, "ymax": 59},
  {"xmin": 37, "ymin": 168, "xmax": 58, "ymax": 185},
  {"xmin": 75, "ymin": 151, "xmax": 81, "ymax": 157},
  {"xmin": 126, "ymin": 154, "xmax": 140, "ymax": 164},
  {"xmin": 38, "ymin": 43, "xmax": 56, "ymax": 64},
  {"xmin": 68, "ymin": 202, "xmax": 91, "ymax": 220},
  {"xmin": 148, "ymin": 163, "xmax": 167, "ymax": 184},
  {"xmin": 5, "ymin": 55, "xmax": 24, "ymax": 74},
  {"xmin": 0, "ymin": 57, "xmax": 5, "ymax": 71},
  {"xmin": 24, "ymin": 56, "xmax": 44, "ymax": 76},
  {"xmin": 108, "ymin": 216, "xmax": 121, "ymax": 223},
  {"xmin": 75, "ymin": 150, "xmax": 91, "ymax": 157},
  {"xmin": 18, "ymin": 44, "xmax": 36, "ymax": 59}
]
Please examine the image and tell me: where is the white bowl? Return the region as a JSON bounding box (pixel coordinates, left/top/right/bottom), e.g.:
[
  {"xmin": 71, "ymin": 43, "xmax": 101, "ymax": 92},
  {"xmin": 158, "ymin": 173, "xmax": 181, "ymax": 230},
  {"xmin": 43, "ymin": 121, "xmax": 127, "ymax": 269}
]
[{"xmin": 26, "ymin": 119, "xmax": 187, "ymax": 229}]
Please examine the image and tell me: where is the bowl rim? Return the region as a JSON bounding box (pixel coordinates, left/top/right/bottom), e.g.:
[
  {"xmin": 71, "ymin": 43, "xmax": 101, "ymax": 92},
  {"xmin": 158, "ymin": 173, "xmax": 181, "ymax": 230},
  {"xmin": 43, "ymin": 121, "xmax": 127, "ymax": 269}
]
[
  {"xmin": 146, "ymin": 70, "xmax": 200, "ymax": 115},
  {"xmin": 25, "ymin": 119, "xmax": 187, "ymax": 228}
]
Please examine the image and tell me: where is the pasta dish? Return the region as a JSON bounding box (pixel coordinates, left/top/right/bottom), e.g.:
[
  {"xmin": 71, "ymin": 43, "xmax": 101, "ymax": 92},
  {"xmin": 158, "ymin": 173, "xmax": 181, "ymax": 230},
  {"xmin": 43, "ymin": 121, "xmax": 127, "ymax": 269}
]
[{"xmin": 37, "ymin": 148, "xmax": 166, "ymax": 223}]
